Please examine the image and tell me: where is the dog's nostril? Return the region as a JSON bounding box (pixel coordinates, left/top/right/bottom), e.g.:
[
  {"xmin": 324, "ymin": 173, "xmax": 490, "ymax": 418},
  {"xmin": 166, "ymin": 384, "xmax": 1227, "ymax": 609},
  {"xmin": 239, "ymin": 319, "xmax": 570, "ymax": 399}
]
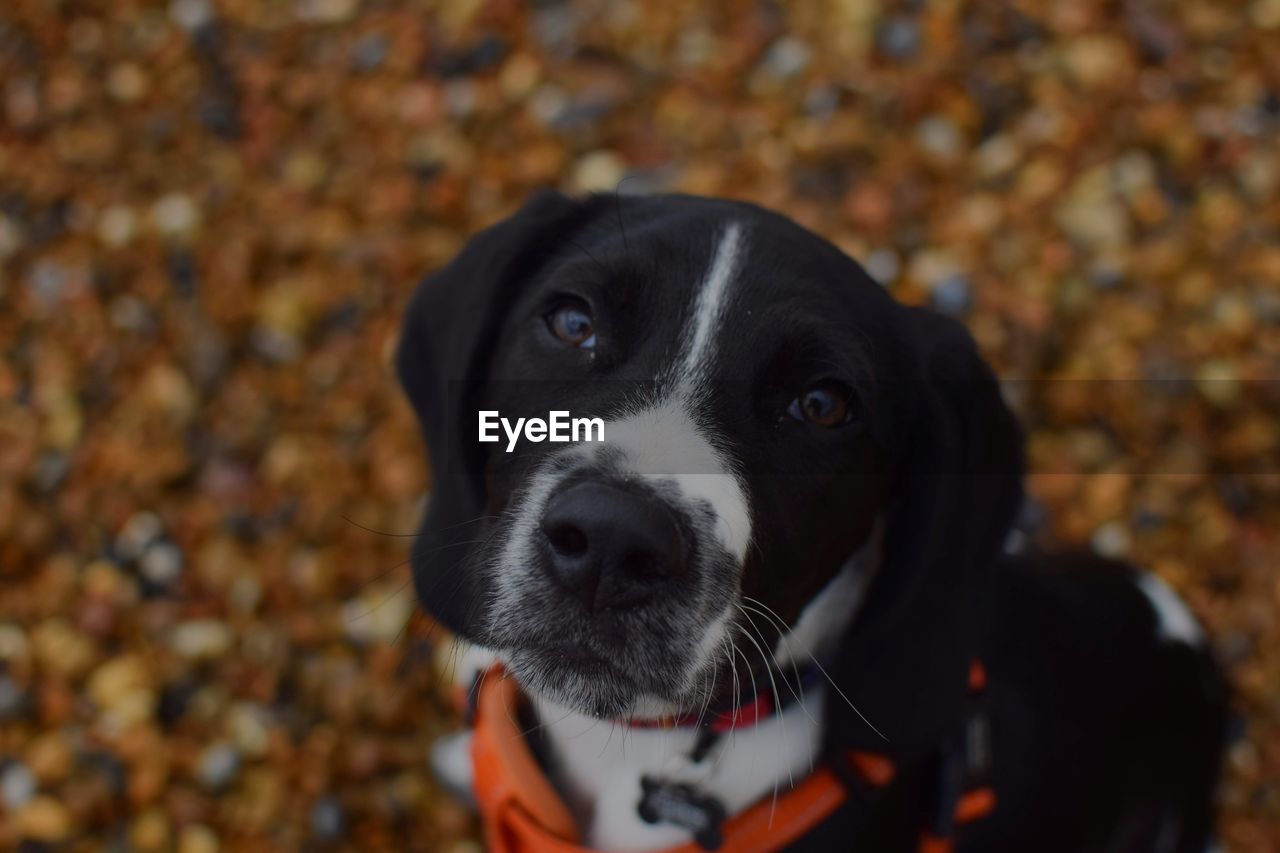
[{"xmin": 543, "ymin": 522, "xmax": 588, "ymax": 557}]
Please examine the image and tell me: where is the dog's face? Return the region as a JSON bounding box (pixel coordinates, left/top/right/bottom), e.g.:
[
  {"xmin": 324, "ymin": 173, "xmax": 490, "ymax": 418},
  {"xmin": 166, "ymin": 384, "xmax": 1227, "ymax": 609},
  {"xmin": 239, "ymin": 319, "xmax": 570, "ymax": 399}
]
[
  {"xmin": 479, "ymin": 211, "xmax": 892, "ymax": 717},
  {"xmin": 399, "ymin": 193, "xmax": 1023, "ymax": 742}
]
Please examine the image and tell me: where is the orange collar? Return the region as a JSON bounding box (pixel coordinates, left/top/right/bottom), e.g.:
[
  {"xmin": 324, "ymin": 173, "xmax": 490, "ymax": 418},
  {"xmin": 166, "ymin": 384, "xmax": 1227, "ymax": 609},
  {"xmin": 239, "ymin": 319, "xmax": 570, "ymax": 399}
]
[{"xmin": 468, "ymin": 665, "xmax": 995, "ymax": 853}]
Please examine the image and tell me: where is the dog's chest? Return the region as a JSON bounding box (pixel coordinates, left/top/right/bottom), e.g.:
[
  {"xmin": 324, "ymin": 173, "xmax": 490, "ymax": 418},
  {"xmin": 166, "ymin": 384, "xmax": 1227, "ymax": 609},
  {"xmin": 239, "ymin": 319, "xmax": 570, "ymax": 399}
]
[{"xmin": 534, "ymin": 691, "xmax": 827, "ymax": 851}]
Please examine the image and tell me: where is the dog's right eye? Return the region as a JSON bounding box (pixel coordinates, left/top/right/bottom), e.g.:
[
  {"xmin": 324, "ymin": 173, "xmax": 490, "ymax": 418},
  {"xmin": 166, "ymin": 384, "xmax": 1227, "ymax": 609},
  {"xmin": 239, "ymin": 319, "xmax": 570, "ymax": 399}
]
[{"xmin": 546, "ymin": 300, "xmax": 597, "ymax": 349}]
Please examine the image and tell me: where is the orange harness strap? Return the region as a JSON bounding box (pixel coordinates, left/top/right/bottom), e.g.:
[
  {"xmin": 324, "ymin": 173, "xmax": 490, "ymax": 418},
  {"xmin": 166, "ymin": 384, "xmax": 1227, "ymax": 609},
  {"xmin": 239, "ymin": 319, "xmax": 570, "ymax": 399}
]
[{"xmin": 470, "ymin": 667, "xmax": 995, "ymax": 853}]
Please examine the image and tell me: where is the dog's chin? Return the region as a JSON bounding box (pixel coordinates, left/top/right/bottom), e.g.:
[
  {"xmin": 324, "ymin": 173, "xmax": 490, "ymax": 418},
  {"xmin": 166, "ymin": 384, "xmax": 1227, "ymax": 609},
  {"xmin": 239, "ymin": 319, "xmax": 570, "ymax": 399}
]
[
  {"xmin": 504, "ymin": 646, "xmax": 643, "ymax": 718},
  {"xmin": 503, "ymin": 645, "xmax": 714, "ymax": 720}
]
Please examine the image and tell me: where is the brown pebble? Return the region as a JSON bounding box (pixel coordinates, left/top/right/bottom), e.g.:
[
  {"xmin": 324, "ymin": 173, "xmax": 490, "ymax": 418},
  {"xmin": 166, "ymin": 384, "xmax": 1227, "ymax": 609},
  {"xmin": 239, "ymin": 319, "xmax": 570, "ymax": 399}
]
[
  {"xmin": 177, "ymin": 824, "xmax": 221, "ymax": 853},
  {"xmin": 15, "ymin": 796, "xmax": 72, "ymax": 842}
]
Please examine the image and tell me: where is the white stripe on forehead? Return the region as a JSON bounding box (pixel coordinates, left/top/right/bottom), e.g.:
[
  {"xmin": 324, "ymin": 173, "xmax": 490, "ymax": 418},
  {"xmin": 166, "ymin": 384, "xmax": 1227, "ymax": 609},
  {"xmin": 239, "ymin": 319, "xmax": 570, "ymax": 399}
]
[
  {"xmin": 675, "ymin": 222, "xmax": 744, "ymax": 393},
  {"xmin": 586, "ymin": 221, "xmax": 752, "ymax": 563}
]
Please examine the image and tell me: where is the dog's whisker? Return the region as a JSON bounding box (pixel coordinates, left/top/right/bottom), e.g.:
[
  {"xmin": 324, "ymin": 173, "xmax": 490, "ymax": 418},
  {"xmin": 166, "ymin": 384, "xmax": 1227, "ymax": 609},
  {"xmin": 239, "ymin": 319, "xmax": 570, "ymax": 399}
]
[
  {"xmin": 738, "ymin": 603, "xmax": 814, "ymax": 726},
  {"xmin": 732, "ymin": 606, "xmax": 792, "ymax": 820},
  {"xmin": 736, "ymin": 604, "xmax": 818, "ymax": 780},
  {"xmin": 737, "ymin": 603, "xmax": 815, "ymax": 725},
  {"xmin": 731, "ymin": 635, "xmax": 759, "ymax": 748},
  {"xmin": 742, "ymin": 595, "xmax": 887, "ymax": 742}
]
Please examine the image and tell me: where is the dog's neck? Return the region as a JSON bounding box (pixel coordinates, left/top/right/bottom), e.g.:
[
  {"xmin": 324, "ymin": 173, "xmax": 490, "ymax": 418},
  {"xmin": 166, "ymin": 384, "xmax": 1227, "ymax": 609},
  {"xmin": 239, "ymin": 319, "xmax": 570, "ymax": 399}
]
[{"xmin": 531, "ymin": 547, "xmax": 878, "ymax": 851}]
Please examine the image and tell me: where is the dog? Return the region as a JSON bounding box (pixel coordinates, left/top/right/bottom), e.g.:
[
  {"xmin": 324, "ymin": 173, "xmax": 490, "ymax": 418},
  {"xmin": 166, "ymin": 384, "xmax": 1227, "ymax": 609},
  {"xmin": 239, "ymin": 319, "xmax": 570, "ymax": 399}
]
[{"xmin": 396, "ymin": 191, "xmax": 1228, "ymax": 852}]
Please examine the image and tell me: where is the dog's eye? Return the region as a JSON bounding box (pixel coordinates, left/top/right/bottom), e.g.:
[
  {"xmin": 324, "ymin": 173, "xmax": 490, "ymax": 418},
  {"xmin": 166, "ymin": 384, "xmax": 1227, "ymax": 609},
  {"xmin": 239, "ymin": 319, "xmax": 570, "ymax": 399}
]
[
  {"xmin": 546, "ymin": 300, "xmax": 596, "ymax": 349},
  {"xmin": 788, "ymin": 380, "xmax": 855, "ymax": 427}
]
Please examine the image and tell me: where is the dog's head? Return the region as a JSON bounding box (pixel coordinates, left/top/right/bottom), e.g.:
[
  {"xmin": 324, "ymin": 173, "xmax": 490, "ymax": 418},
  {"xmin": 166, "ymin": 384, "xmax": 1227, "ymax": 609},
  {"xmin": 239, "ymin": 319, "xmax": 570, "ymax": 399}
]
[{"xmin": 398, "ymin": 191, "xmax": 1023, "ymax": 754}]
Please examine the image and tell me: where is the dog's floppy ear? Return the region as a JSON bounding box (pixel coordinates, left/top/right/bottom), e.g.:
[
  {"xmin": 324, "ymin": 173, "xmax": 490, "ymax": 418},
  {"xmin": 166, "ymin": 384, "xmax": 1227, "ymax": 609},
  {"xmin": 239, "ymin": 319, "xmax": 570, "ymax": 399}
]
[
  {"xmin": 396, "ymin": 190, "xmax": 600, "ymax": 636},
  {"xmin": 826, "ymin": 307, "xmax": 1024, "ymax": 757}
]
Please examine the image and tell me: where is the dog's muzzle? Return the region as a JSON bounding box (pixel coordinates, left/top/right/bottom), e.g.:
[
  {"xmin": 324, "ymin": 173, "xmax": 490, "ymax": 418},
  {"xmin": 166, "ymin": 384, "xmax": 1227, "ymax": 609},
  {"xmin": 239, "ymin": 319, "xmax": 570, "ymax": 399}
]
[{"xmin": 538, "ymin": 481, "xmax": 690, "ymax": 612}]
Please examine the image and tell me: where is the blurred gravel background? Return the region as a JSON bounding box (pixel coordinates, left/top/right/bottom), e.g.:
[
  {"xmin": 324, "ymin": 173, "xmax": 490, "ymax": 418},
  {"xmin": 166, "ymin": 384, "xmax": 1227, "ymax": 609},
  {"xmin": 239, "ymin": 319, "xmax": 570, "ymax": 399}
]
[{"xmin": 1, "ymin": 0, "xmax": 1278, "ymax": 850}]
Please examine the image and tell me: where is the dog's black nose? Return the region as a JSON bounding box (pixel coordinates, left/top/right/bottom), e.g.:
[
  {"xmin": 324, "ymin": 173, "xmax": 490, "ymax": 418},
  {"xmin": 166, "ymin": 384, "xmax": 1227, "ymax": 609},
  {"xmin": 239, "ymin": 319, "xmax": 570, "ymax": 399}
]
[{"xmin": 539, "ymin": 481, "xmax": 687, "ymax": 611}]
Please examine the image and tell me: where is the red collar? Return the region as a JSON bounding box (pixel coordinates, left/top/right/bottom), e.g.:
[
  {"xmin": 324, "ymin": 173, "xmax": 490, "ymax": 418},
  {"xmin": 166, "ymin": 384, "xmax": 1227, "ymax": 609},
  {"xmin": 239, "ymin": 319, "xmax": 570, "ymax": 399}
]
[{"xmin": 624, "ymin": 661, "xmax": 823, "ymax": 733}]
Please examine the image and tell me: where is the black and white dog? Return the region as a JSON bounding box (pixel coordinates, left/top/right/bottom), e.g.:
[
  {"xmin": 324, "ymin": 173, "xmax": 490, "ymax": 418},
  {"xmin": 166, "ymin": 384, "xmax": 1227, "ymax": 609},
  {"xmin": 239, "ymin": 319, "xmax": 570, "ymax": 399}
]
[{"xmin": 397, "ymin": 192, "xmax": 1227, "ymax": 852}]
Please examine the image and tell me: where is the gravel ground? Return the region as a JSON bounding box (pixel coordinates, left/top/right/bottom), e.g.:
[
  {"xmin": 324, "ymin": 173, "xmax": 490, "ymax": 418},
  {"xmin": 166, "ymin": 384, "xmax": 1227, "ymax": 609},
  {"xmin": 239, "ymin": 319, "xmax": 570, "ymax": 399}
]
[{"xmin": 1, "ymin": 1, "xmax": 1277, "ymax": 850}]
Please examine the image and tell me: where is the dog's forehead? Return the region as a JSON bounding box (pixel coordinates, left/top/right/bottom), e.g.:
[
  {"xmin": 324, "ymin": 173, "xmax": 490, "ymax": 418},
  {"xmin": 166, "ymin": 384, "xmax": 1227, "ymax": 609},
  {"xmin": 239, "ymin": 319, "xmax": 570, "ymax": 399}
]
[
  {"xmin": 619, "ymin": 206, "xmax": 881, "ymax": 379},
  {"xmin": 581, "ymin": 199, "xmax": 867, "ymax": 325}
]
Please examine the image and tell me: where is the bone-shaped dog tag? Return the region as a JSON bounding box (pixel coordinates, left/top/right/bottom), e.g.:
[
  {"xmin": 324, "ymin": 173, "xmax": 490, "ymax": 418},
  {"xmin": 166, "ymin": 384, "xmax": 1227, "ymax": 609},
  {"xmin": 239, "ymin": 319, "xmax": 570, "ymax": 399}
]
[{"xmin": 637, "ymin": 775, "xmax": 727, "ymax": 851}]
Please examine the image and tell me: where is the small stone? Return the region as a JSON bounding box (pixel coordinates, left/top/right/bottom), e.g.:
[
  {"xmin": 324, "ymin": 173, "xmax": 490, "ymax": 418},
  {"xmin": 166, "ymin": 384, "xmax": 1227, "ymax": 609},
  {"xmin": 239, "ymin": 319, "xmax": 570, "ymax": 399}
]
[
  {"xmin": 131, "ymin": 808, "xmax": 172, "ymax": 851},
  {"xmin": 149, "ymin": 194, "xmax": 200, "ymax": 238},
  {"xmin": 139, "ymin": 541, "xmax": 184, "ymax": 589},
  {"xmin": 97, "ymin": 204, "xmax": 138, "ymax": 248},
  {"xmin": 196, "ymin": 742, "xmax": 240, "ymax": 792},
  {"xmin": 116, "ymin": 512, "xmax": 164, "ymax": 562},
  {"xmin": 32, "ymin": 619, "xmax": 95, "ymax": 679},
  {"xmin": 228, "ymin": 575, "xmax": 262, "ymax": 614},
  {"xmin": 1251, "ymin": 0, "xmax": 1280, "ymax": 28},
  {"xmin": 0, "ymin": 215, "xmax": 22, "ymax": 258},
  {"xmin": 110, "ymin": 294, "xmax": 154, "ymax": 333},
  {"xmin": 170, "ymin": 0, "xmax": 213, "ymax": 31},
  {"xmin": 863, "ymin": 248, "xmax": 900, "ymax": 286},
  {"xmin": 309, "ymin": 796, "xmax": 345, "ymax": 840},
  {"xmin": 15, "ymin": 795, "xmax": 71, "ymax": 842},
  {"xmin": 908, "ymin": 248, "xmax": 960, "ymax": 290},
  {"xmin": 178, "ymin": 824, "xmax": 221, "ymax": 853},
  {"xmin": 350, "ymin": 32, "xmax": 389, "ymax": 71},
  {"xmin": 86, "ymin": 653, "xmax": 151, "ymax": 706},
  {"xmin": 1091, "ymin": 521, "xmax": 1131, "ymax": 558},
  {"xmin": 0, "ymin": 675, "xmax": 26, "ymax": 719},
  {"xmin": 343, "ymin": 584, "xmax": 415, "ymax": 645},
  {"xmin": 877, "ymin": 16, "xmax": 921, "ymax": 60},
  {"xmin": 1, "ymin": 761, "xmax": 37, "ymax": 809},
  {"xmin": 0, "ymin": 623, "xmax": 28, "ymax": 662},
  {"xmin": 1064, "ymin": 34, "xmax": 1133, "ymax": 90},
  {"xmin": 571, "ymin": 150, "xmax": 626, "ymax": 193},
  {"xmin": 226, "ymin": 703, "xmax": 271, "ymax": 758},
  {"xmin": 295, "ymin": 0, "xmax": 358, "ymax": 23},
  {"xmin": 930, "ymin": 275, "xmax": 973, "ymax": 316},
  {"xmin": 499, "ymin": 53, "xmax": 541, "ymax": 99},
  {"xmin": 916, "ymin": 116, "xmax": 963, "ymax": 160},
  {"xmin": 107, "ymin": 63, "xmax": 148, "ymax": 102},
  {"xmin": 25, "ymin": 258, "xmax": 72, "ymax": 308},
  {"xmin": 527, "ymin": 84, "xmax": 568, "ymax": 126},
  {"xmin": 975, "ymin": 134, "xmax": 1021, "ymax": 179},
  {"xmin": 758, "ymin": 37, "xmax": 812, "ymax": 80},
  {"xmin": 82, "ymin": 559, "xmax": 134, "ymax": 603},
  {"xmin": 26, "ymin": 732, "xmax": 73, "ymax": 784},
  {"xmin": 1196, "ymin": 360, "xmax": 1240, "ymax": 406},
  {"xmin": 171, "ymin": 620, "xmax": 233, "ymax": 660}
]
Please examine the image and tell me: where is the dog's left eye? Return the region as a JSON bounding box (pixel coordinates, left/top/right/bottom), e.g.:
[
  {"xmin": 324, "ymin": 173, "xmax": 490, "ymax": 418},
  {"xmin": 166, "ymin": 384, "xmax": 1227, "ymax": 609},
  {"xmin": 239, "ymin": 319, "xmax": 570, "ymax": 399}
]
[
  {"xmin": 788, "ymin": 380, "xmax": 856, "ymax": 427},
  {"xmin": 545, "ymin": 300, "xmax": 597, "ymax": 349}
]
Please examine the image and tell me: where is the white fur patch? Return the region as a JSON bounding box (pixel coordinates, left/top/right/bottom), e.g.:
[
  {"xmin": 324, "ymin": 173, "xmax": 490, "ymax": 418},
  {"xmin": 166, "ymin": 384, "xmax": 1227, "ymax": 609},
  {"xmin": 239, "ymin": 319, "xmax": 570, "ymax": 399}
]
[
  {"xmin": 534, "ymin": 686, "xmax": 825, "ymax": 851},
  {"xmin": 597, "ymin": 400, "xmax": 751, "ymax": 562},
  {"xmin": 774, "ymin": 527, "xmax": 881, "ymax": 668},
  {"xmin": 1135, "ymin": 572, "xmax": 1204, "ymax": 646}
]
